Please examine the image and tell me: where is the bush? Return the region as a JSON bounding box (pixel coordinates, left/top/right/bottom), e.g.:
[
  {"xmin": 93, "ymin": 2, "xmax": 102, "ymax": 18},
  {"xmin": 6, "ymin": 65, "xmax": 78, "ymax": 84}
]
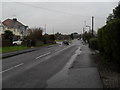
[
  {"xmin": 82, "ymin": 32, "xmax": 92, "ymax": 43},
  {"xmin": 2, "ymin": 30, "xmax": 14, "ymax": 46},
  {"xmin": 28, "ymin": 28, "xmax": 43, "ymax": 41},
  {"xmin": 97, "ymin": 28, "xmax": 104, "ymax": 53},
  {"xmin": 97, "ymin": 19, "xmax": 120, "ymax": 65},
  {"xmin": 89, "ymin": 38, "xmax": 98, "ymax": 50},
  {"xmin": 21, "ymin": 40, "xmax": 35, "ymax": 47},
  {"xmin": 25, "ymin": 28, "xmax": 43, "ymax": 46},
  {"xmin": 2, "ymin": 40, "xmax": 12, "ymax": 47}
]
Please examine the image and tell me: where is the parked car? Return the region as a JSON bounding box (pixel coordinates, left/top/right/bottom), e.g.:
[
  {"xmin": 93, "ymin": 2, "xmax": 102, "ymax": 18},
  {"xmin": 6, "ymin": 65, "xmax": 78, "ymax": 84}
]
[
  {"xmin": 13, "ymin": 40, "xmax": 23, "ymax": 45},
  {"xmin": 77, "ymin": 38, "xmax": 80, "ymax": 40},
  {"xmin": 62, "ymin": 40, "xmax": 69, "ymax": 45},
  {"xmin": 55, "ymin": 40, "xmax": 62, "ymax": 45}
]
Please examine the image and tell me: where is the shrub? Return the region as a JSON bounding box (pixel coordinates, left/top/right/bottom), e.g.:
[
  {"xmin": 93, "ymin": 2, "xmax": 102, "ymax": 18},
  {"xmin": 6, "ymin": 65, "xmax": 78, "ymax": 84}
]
[
  {"xmin": 28, "ymin": 28, "xmax": 43, "ymax": 41},
  {"xmin": 89, "ymin": 38, "xmax": 98, "ymax": 50},
  {"xmin": 2, "ymin": 30, "xmax": 14, "ymax": 46},
  {"xmin": 2, "ymin": 40, "xmax": 11, "ymax": 47},
  {"xmin": 25, "ymin": 28, "xmax": 43, "ymax": 46},
  {"xmin": 82, "ymin": 31, "xmax": 93, "ymax": 43},
  {"xmin": 97, "ymin": 19, "xmax": 120, "ymax": 65},
  {"xmin": 97, "ymin": 28, "xmax": 104, "ymax": 53}
]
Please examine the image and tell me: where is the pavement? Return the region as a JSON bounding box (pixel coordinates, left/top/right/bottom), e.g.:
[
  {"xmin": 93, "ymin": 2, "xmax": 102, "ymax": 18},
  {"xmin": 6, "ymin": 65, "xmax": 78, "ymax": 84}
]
[
  {"xmin": 1, "ymin": 39, "xmax": 103, "ymax": 88},
  {"xmin": 47, "ymin": 44, "xmax": 103, "ymax": 88}
]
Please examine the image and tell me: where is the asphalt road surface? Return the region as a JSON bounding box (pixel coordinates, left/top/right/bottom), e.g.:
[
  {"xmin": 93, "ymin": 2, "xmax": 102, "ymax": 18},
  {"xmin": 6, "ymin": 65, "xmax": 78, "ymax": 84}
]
[{"xmin": 2, "ymin": 39, "xmax": 81, "ymax": 88}]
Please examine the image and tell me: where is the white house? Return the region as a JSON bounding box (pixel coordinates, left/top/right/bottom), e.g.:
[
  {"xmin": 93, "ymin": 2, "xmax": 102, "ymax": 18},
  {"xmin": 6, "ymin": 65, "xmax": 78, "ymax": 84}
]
[
  {"xmin": 0, "ymin": 20, "xmax": 5, "ymax": 38},
  {"xmin": 2, "ymin": 18, "xmax": 29, "ymax": 40}
]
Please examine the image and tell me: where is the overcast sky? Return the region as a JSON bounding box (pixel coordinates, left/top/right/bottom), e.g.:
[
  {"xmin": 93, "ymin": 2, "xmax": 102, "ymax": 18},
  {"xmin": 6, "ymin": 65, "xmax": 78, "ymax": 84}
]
[{"xmin": 1, "ymin": 1, "xmax": 119, "ymax": 34}]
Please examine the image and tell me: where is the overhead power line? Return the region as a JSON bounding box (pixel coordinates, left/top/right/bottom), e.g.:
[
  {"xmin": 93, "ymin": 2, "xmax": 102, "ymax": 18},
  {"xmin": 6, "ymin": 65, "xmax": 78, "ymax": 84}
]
[{"xmin": 15, "ymin": 2, "xmax": 91, "ymax": 18}]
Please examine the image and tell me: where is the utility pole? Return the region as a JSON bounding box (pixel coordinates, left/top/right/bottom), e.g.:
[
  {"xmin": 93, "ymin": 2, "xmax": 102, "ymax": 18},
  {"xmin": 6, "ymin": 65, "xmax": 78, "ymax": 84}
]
[
  {"xmin": 92, "ymin": 16, "xmax": 94, "ymax": 36},
  {"xmin": 83, "ymin": 27, "xmax": 85, "ymax": 34},
  {"xmin": 84, "ymin": 20, "xmax": 86, "ymax": 32},
  {"xmin": 53, "ymin": 28, "xmax": 54, "ymax": 35},
  {"xmin": 84, "ymin": 21, "xmax": 86, "ymax": 27},
  {"xmin": 45, "ymin": 24, "xmax": 46, "ymax": 34}
]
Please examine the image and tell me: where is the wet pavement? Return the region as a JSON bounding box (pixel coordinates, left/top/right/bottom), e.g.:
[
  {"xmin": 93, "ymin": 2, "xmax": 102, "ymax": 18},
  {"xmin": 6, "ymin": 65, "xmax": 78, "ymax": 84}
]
[{"xmin": 47, "ymin": 44, "xmax": 103, "ymax": 88}]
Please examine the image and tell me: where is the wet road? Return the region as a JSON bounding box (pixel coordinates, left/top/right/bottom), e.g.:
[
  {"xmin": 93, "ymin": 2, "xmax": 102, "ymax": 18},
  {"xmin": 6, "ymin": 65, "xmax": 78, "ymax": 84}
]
[{"xmin": 2, "ymin": 39, "xmax": 81, "ymax": 88}]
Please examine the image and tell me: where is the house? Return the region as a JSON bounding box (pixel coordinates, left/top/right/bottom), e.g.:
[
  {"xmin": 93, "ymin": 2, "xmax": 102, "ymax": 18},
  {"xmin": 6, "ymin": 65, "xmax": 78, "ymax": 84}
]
[
  {"xmin": 0, "ymin": 20, "xmax": 5, "ymax": 37},
  {"xmin": 2, "ymin": 18, "xmax": 29, "ymax": 40}
]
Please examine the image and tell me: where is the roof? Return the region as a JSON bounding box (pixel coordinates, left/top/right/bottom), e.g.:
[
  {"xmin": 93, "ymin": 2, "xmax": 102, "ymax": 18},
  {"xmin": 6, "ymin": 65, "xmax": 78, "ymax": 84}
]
[{"xmin": 2, "ymin": 18, "xmax": 27, "ymax": 29}]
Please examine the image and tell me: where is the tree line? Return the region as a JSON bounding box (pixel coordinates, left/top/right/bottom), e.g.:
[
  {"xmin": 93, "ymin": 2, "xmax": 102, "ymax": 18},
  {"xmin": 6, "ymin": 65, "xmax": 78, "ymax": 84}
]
[{"xmin": 1, "ymin": 27, "xmax": 73, "ymax": 47}]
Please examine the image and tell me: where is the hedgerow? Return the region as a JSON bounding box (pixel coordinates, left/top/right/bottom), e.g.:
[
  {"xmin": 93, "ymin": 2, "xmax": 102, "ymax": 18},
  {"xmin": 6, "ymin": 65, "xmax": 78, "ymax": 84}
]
[
  {"xmin": 89, "ymin": 38, "xmax": 98, "ymax": 50},
  {"xmin": 97, "ymin": 19, "xmax": 120, "ymax": 65}
]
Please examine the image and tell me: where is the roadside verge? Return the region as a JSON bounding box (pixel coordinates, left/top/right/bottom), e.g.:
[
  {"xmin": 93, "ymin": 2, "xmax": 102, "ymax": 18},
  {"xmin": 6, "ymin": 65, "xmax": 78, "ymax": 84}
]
[{"xmin": 1, "ymin": 44, "xmax": 57, "ymax": 59}]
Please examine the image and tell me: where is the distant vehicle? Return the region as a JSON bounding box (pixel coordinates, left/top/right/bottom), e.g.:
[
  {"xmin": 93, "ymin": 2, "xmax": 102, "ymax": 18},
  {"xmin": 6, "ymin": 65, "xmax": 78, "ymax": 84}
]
[
  {"xmin": 55, "ymin": 40, "xmax": 62, "ymax": 45},
  {"xmin": 62, "ymin": 40, "xmax": 69, "ymax": 45},
  {"xmin": 13, "ymin": 40, "xmax": 23, "ymax": 45}
]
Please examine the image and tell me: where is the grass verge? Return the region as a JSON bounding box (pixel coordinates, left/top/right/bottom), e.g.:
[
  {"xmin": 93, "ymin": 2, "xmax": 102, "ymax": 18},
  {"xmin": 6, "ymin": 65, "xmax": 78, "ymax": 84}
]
[
  {"xmin": 0, "ymin": 46, "xmax": 30, "ymax": 53},
  {"xmin": 55, "ymin": 40, "xmax": 63, "ymax": 42},
  {"xmin": 0, "ymin": 43, "xmax": 56, "ymax": 53}
]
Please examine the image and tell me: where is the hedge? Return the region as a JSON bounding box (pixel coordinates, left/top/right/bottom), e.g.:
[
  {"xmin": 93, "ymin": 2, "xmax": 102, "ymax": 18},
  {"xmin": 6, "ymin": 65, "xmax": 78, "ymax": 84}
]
[
  {"xmin": 89, "ymin": 38, "xmax": 98, "ymax": 50},
  {"xmin": 97, "ymin": 19, "xmax": 120, "ymax": 64},
  {"xmin": 2, "ymin": 40, "xmax": 12, "ymax": 47}
]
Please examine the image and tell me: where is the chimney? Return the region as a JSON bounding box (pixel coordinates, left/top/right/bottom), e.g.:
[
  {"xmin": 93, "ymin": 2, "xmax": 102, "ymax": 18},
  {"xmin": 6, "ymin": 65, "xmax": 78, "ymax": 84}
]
[{"xmin": 13, "ymin": 18, "xmax": 17, "ymax": 21}]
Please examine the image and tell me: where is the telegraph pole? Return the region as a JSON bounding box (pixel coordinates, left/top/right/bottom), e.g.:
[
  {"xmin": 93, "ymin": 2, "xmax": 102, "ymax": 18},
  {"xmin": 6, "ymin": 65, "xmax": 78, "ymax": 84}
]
[
  {"xmin": 84, "ymin": 21, "xmax": 86, "ymax": 27},
  {"xmin": 45, "ymin": 24, "xmax": 46, "ymax": 34},
  {"xmin": 53, "ymin": 28, "xmax": 54, "ymax": 35},
  {"xmin": 92, "ymin": 16, "xmax": 94, "ymax": 36},
  {"xmin": 84, "ymin": 20, "xmax": 86, "ymax": 32},
  {"xmin": 83, "ymin": 27, "xmax": 85, "ymax": 34}
]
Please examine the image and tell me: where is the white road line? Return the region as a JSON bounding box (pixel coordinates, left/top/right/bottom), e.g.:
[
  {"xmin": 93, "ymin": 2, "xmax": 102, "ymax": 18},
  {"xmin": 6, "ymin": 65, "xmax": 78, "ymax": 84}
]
[
  {"xmin": 35, "ymin": 52, "xmax": 51, "ymax": 59},
  {"xmin": 55, "ymin": 45, "xmax": 73, "ymax": 54},
  {"xmin": 0, "ymin": 63, "xmax": 24, "ymax": 74}
]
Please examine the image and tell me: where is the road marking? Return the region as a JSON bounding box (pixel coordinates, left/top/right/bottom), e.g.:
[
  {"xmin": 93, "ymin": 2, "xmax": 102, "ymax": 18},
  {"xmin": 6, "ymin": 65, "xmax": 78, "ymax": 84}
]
[
  {"xmin": 35, "ymin": 52, "xmax": 51, "ymax": 59},
  {"xmin": 54, "ymin": 45, "xmax": 73, "ymax": 54},
  {"xmin": 0, "ymin": 63, "xmax": 24, "ymax": 73}
]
